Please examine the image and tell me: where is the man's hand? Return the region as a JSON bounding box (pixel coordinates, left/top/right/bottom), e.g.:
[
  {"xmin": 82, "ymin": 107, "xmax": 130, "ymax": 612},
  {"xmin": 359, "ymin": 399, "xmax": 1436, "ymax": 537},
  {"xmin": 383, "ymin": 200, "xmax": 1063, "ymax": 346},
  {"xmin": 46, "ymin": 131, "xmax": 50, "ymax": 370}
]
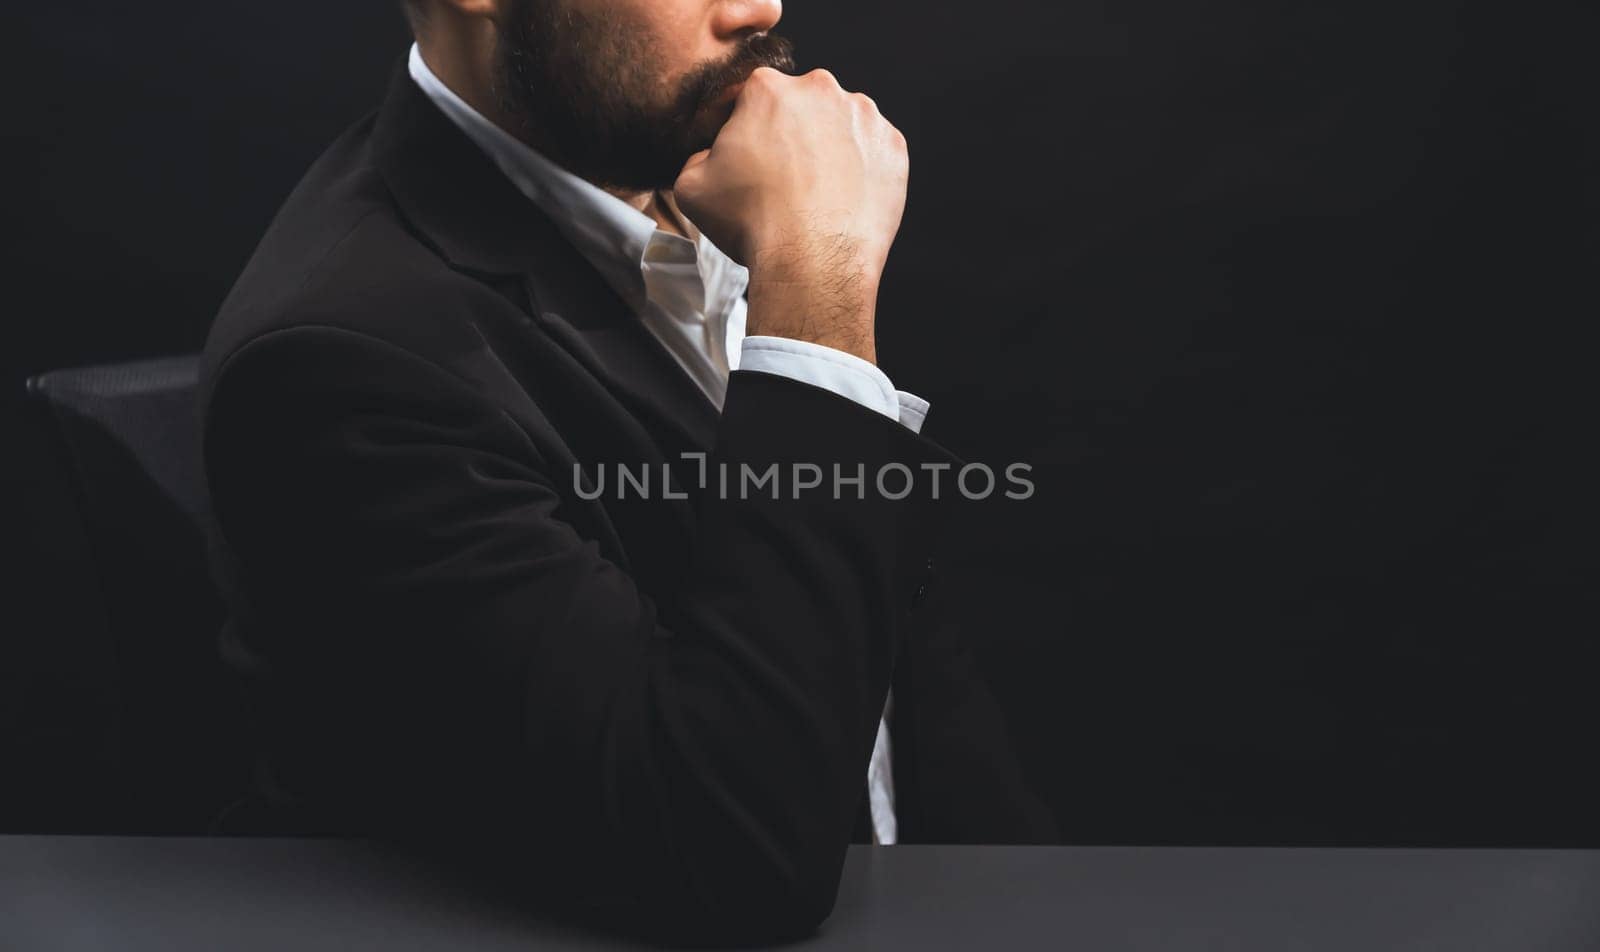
[{"xmin": 674, "ymin": 67, "xmax": 908, "ymax": 365}]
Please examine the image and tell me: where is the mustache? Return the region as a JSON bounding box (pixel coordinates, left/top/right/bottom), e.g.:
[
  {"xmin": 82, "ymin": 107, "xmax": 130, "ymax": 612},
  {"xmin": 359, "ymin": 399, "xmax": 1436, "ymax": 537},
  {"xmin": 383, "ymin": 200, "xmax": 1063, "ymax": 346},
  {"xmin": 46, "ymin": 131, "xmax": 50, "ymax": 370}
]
[{"xmin": 678, "ymin": 32, "xmax": 797, "ymax": 115}]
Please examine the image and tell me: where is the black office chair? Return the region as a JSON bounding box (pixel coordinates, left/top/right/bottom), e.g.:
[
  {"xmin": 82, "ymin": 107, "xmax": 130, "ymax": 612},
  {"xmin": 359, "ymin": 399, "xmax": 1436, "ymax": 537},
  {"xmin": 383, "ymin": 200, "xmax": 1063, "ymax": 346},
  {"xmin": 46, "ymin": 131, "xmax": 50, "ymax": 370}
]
[{"xmin": 24, "ymin": 355, "xmax": 248, "ymax": 832}]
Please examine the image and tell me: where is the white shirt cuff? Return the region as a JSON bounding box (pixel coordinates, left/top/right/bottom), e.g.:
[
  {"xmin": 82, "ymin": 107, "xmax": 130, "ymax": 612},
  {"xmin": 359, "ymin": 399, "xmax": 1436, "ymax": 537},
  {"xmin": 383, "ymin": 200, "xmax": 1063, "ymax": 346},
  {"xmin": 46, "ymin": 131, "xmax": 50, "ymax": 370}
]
[{"xmin": 739, "ymin": 336, "xmax": 931, "ymax": 432}]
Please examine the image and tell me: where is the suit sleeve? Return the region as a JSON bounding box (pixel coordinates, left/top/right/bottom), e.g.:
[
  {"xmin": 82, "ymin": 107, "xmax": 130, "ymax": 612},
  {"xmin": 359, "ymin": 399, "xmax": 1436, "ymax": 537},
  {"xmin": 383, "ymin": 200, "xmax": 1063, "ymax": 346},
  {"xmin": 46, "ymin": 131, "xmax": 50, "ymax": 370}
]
[{"xmin": 203, "ymin": 324, "xmax": 956, "ymax": 944}]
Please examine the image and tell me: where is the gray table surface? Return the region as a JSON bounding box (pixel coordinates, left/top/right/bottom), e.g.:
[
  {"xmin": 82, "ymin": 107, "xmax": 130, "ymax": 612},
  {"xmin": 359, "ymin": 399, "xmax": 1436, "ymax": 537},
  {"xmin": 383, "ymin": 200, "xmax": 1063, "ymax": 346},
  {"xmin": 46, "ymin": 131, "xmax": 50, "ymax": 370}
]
[{"xmin": 3, "ymin": 836, "xmax": 1597, "ymax": 950}]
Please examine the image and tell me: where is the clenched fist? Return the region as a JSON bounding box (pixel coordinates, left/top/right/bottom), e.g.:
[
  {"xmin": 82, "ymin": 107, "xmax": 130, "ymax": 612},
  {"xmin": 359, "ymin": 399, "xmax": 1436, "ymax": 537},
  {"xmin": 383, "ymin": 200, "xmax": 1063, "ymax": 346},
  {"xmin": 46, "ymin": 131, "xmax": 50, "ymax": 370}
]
[{"xmin": 674, "ymin": 67, "xmax": 908, "ymax": 364}]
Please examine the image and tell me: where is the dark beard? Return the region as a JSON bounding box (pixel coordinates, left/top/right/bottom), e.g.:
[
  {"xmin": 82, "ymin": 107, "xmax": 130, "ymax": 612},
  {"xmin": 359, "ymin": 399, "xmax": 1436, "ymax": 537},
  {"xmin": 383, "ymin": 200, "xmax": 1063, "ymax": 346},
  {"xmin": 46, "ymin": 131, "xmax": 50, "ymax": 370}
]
[{"xmin": 494, "ymin": 0, "xmax": 796, "ymax": 191}]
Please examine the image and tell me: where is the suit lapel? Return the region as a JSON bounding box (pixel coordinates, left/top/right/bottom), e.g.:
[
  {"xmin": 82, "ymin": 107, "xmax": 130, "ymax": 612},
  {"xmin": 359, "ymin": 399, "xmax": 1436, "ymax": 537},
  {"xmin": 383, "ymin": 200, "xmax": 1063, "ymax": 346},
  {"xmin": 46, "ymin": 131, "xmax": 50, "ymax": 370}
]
[
  {"xmin": 370, "ymin": 57, "xmax": 719, "ymax": 460},
  {"xmin": 522, "ymin": 258, "xmax": 721, "ymax": 460}
]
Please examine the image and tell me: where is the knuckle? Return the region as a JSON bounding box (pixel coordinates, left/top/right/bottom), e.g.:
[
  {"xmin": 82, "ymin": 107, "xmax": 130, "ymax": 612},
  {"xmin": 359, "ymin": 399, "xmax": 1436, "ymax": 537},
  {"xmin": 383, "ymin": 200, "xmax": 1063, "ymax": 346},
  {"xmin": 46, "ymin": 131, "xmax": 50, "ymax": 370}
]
[
  {"xmin": 808, "ymin": 67, "xmax": 839, "ymax": 87},
  {"xmin": 742, "ymin": 68, "xmax": 780, "ymax": 96}
]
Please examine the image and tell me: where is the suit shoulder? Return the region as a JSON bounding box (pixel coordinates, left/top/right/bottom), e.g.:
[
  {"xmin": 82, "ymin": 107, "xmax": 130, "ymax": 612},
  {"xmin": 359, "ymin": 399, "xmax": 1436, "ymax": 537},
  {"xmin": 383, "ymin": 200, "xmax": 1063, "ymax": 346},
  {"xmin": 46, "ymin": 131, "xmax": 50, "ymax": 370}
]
[{"xmin": 203, "ymin": 129, "xmax": 515, "ymax": 398}]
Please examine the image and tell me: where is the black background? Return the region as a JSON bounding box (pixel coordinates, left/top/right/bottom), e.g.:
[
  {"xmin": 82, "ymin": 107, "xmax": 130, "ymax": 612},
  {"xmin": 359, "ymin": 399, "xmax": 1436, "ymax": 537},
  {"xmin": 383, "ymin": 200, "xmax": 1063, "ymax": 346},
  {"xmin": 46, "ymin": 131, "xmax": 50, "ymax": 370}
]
[{"xmin": 7, "ymin": 1, "xmax": 1596, "ymax": 843}]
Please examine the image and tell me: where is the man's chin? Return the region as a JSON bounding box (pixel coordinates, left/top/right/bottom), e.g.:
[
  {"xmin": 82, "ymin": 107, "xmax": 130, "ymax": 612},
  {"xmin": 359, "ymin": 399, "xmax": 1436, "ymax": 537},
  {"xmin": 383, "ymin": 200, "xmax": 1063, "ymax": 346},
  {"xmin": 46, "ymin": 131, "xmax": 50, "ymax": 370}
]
[{"xmin": 686, "ymin": 101, "xmax": 736, "ymax": 153}]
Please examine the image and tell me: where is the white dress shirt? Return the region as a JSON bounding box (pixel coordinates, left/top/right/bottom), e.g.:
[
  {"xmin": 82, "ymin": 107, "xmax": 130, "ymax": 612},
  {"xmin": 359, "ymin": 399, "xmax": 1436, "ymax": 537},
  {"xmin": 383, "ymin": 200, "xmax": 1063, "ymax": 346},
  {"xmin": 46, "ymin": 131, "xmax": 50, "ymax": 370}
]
[{"xmin": 410, "ymin": 45, "xmax": 917, "ymax": 844}]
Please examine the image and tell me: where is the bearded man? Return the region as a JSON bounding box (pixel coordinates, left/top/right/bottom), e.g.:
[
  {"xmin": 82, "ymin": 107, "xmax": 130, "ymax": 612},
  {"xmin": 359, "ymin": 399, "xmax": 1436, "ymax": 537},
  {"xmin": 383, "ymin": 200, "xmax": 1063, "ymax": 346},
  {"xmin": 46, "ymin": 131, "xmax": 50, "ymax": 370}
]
[{"xmin": 200, "ymin": 0, "xmax": 1055, "ymax": 942}]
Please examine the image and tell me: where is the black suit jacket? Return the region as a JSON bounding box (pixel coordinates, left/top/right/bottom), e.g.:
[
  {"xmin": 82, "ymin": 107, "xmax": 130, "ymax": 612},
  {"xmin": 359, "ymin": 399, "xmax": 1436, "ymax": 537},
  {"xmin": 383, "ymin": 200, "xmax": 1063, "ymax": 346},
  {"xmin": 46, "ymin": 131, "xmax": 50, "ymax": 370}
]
[{"xmin": 200, "ymin": 64, "xmax": 1054, "ymax": 943}]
